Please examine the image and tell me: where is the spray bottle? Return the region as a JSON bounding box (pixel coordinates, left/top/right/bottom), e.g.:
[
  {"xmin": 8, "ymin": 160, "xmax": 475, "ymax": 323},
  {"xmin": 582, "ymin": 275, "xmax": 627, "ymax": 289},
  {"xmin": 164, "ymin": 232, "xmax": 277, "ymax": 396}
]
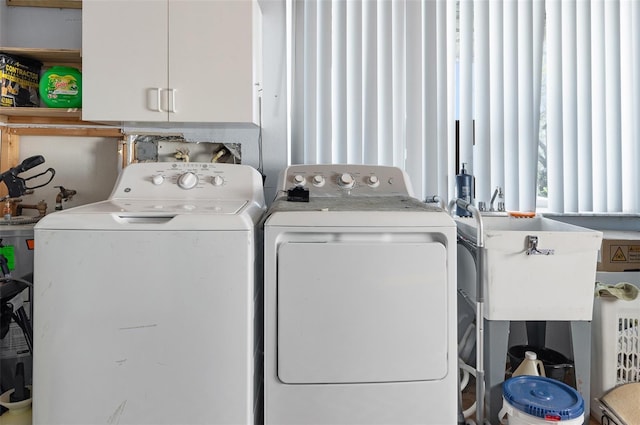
[{"xmin": 456, "ymin": 163, "xmax": 473, "ymax": 217}]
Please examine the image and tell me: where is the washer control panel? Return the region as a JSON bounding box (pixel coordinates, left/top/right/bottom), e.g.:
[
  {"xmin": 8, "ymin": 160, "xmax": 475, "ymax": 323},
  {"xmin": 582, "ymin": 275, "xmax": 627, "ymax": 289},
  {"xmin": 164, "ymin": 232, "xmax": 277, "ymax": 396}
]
[
  {"xmin": 280, "ymin": 164, "xmax": 414, "ymax": 197},
  {"xmin": 110, "ymin": 162, "xmax": 263, "ymax": 201}
]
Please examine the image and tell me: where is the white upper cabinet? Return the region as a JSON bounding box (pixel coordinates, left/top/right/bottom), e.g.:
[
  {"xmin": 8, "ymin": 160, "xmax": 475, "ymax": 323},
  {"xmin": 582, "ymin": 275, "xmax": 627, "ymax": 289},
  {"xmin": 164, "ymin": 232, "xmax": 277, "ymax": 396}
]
[{"xmin": 82, "ymin": 0, "xmax": 258, "ymax": 124}]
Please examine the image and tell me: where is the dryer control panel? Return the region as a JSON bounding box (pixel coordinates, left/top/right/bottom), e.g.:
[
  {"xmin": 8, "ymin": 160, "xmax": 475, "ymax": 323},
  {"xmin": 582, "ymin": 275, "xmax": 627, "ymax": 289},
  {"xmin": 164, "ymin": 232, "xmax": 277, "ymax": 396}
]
[{"xmin": 279, "ymin": 164, "xmax": 414, "ymax": 197}]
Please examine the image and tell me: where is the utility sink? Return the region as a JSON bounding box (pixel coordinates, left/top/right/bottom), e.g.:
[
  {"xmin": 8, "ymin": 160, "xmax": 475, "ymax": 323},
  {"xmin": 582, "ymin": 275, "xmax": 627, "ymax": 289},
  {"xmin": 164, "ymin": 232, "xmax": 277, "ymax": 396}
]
[{"xmin": 456, "ymin": 215, "xmax": 603, "ymax": 321}]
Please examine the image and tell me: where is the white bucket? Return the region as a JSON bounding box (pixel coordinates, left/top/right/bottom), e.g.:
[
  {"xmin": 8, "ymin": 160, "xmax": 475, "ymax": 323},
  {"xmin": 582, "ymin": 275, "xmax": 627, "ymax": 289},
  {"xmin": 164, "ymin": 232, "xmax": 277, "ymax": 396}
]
[
  {"xmin": 499, "ymin": 376, "xmax": 585, "ymax": 425},
  {"xmin": 499, "ymin": 398, "xmax": 584, "ymax": 425}
]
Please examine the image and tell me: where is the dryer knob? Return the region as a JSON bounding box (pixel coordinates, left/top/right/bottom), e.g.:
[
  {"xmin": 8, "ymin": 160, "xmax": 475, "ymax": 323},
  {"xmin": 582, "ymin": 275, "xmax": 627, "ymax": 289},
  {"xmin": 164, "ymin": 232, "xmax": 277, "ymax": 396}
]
[
  {"xmin": 293, "ymin": 174, "xmax": 306, "ymax": 186},
  {"xmin": 177, "ymin": 172, "xmax": 199, "ymax": 190},
  {"xmin": 152, "ymin": 174, "xmax": 164, "ymax": 185},
  {"xmin": 312, "ymin": 175, "xmax": 325, "ymax": 187},
  {"xmin": 338, "ymin": 173, "xmax": 355, "ymax": 189},
  {"xmin": 367, "ymin": 175, "xmax": 380, "ymax": 187}
]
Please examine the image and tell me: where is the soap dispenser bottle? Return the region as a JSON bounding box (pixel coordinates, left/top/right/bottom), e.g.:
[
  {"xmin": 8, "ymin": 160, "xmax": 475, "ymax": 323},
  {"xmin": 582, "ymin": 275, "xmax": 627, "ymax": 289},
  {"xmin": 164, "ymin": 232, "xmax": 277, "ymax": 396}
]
[{"xmin": 455, "ymin": 163, "xmax": 473, "ymax": 217}]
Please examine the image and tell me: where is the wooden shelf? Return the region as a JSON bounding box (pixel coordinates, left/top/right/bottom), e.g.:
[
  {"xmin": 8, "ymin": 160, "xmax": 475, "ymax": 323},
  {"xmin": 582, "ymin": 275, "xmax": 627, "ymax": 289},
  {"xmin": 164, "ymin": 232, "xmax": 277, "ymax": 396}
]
[
  {"xmin": 0, "ymin": 47, "xmax": 81, "ymax": 67},
  {"xmin": 1, "ymin": 47, "xmax": 83, "ymax": 123},
  {"xmin": 0, "ymin": 107, "xmax": 81, "ymax": 120},
  {"xmin": 6, "ymin": 0, "xmax": 81, "ymax": 9}
]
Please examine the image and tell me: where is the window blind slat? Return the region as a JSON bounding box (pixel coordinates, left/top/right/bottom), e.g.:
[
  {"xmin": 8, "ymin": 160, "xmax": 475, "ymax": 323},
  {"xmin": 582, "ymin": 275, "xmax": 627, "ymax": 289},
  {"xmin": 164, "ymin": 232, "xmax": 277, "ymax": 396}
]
[
  {"xmin": 562, "ymin": 0, "xmax": 578, "ymax": 213},
  {"xmin": 577, "ymin": 0, "xmax": 593, "ymax": 212},
  {"xmin": 632, "ymin": 0, "xmax": 640, "ymax": 211},
  {"xmin": 291, "ymin": 0, "xmax": 306, "ymax": 164},
  {"xmin": 331, "ymin": 0, "xmax": 347, "ymax": 163},
  {"xmin": 474, "ymin": 0, "xmax": 491, "ymax": 205},
  {"xmin": 459, "ymin": 0, "xmax": 474, "ymax": 201},
  {"xmin": 447, "ymin": 0, "xmax": 457, "ymax": 201},
  {"xmin": 437, "ymin": 0, "xmax": 450, "ymax": 200},
  {"xmin": 591, "ymin": 0, "xmax": 607, "ymax": 212},
  {"xmin": 317, "ymin": 0, "xmax": 332, "ymax": 163},
  {"xmin": 424, "ymin": 0, "xmax": 438, "ymax": 197},
  {"xmin": 547, "ymin": 0, "xmax": 564, "ymax": 212},
  {"xmin": 620, "ymin": 0, "xmax": 636, "ymax": 212},
  {"xmin": 503, "ymin": 0, "xmax": 520, "ymax": 212},
  {"xmin": 392, "ymin": 0, "xmax": 405, "ymax": 169},
  {"xmin": 489, "ymin": 1, "xmax": 504, "ymax": 194},
  {"xmin": 346, "ymin": 0, "xmax": 363, "ymax": 163},
  {"xmin": 517, "ymin": 0, "xmax": 536, "ymax": 212},
  {"xmin": 405, "ymin": 0, "xmax": 423, "ymax": 197},
  {"xmin": 377, "ymin": 0, "xmax": 393, "ymax": 165},
  {"xmin": 362, "ymin": 0, "xmax": 378, "ymax": 164},
  {"xmin": 604, "ymin": 0, "xmax": 622, "ymax": 211},
  {"xmin": 303, "ymin": 0, "xmax": 317, "ymax": 163}
]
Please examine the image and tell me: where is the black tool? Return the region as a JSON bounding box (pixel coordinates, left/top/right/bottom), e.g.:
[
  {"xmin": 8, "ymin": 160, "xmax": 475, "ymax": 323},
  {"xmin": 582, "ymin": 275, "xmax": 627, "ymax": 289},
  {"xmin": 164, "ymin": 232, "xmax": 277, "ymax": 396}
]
[{"xmin": 0, "ymin": 155, "xmax": 55, "ymax": 198}]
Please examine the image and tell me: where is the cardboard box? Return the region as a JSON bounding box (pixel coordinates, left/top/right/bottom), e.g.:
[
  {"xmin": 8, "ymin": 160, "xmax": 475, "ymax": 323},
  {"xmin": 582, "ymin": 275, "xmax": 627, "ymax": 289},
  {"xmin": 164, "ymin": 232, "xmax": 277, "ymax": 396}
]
[
  {"xmin": 1, "ymin": 53, "xmax": 42, "ymax": 107},
  {"xmin": 598, "ymin": 230, "xmax": 640, "ymax": 272}
]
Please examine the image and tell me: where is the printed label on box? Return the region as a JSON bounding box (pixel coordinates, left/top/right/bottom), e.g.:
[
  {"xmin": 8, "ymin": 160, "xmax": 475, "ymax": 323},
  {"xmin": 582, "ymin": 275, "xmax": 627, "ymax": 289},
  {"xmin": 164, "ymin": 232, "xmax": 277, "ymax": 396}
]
[{"xmin": 609, "ymin": 245, "xmax": 640, "ymax": 264}]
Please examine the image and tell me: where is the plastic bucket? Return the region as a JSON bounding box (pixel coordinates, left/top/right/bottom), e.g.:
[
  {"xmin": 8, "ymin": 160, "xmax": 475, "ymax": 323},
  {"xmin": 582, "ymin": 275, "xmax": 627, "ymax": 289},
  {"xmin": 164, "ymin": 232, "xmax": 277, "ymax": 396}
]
[
  {"xmin": 499, "ymin": 376, "xmax": 584, "ymax": 425},
  {"xmin": 508, "ymin": 345, "xmax": 574, "ymax": 381}
]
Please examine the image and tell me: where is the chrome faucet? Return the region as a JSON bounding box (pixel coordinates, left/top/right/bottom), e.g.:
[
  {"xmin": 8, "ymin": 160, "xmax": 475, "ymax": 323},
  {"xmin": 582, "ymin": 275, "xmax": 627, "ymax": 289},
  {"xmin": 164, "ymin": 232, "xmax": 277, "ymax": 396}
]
[{"xmin": 490, "ymin": 186, "xmax": 505, "ymax": 212}]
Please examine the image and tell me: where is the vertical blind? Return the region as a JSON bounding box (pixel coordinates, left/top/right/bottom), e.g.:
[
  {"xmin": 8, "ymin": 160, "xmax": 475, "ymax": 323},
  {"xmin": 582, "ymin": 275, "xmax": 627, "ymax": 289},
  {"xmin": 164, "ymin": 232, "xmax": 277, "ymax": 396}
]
[{"xmin": 289, "ymin": 0, "xmax": 640, "ymax": 213}]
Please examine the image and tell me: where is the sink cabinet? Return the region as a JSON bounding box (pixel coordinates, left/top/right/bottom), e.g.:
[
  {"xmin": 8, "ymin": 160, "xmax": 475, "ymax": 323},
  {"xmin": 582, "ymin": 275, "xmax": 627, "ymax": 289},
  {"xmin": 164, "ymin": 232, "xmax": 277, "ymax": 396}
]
[{"xmin": 81, "ymin": 0, "xmax": 258, "ymax": 124}]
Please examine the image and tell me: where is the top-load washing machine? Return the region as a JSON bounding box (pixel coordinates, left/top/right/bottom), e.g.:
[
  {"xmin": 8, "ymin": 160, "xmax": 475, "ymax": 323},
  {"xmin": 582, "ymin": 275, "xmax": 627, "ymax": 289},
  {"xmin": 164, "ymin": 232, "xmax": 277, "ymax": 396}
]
[
  {"xmin": 33, "ymin": 162, "xmax": 265, "ymax": 425},
  {"xmin": 263, "ymin": 164, "xmax": 457, "ymax": 424}
]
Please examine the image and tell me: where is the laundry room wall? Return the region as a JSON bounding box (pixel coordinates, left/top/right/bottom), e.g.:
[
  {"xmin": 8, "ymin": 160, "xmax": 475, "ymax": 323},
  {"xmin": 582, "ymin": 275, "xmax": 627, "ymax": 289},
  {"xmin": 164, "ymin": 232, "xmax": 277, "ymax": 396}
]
[
  {"xmin": 0, "ymin": 3, "xmax": 81, "ymax": 48},
  {"xmin": 15, "ymin": 135, "xmax": 121, "ymax": 213}
]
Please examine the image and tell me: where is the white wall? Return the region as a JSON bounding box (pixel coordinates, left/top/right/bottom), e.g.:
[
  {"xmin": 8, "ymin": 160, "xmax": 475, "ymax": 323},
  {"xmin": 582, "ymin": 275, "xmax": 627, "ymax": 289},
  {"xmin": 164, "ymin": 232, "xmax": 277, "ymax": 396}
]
[
  {"xmin": 0, "ymin": 3, "xmax": 81, "ymax": 48},
  {"xmin": 16, "ymin": 135, "xmax": 120, "ymax": 213}
]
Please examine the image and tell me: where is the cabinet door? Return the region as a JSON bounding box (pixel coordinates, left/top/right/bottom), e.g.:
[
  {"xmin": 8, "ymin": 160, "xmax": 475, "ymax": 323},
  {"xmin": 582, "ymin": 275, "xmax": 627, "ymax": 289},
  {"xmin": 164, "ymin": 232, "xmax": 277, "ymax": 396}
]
[
  {"xmin": 168, "ymin": 0, "xmax": 255, "ymax": 123},
  {"xmin": 82, "ymin": 0, "xmax": 169, "ymax": 122}
]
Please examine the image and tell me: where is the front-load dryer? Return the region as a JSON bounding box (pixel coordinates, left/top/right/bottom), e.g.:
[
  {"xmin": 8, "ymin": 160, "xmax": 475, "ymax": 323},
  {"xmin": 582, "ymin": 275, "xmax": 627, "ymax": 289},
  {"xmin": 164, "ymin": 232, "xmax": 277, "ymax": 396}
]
[
  {"xmin": 263, "ymin": 164, "xmax": 457, "ymax": 424},
  {"xmin": 33, "ymin": 162, "xmax": 265, "ymax": 425}
]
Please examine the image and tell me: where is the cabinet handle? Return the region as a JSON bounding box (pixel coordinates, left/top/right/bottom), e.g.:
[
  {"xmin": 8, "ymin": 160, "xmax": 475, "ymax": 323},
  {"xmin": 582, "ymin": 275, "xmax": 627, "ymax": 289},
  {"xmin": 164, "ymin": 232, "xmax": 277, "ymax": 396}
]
[
  {"xmin": 169, "ymin": 89, "xmax": 177, "ymax": 113},
  {"xmin": 156, "ymin": 88, "xmax": 166, "ymax": 113}
]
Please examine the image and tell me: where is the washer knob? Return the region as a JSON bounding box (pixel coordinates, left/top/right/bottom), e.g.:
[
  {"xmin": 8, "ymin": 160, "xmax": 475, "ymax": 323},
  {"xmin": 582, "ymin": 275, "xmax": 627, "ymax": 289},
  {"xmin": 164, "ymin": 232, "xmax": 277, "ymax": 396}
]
[
  {"xmin": 338, "ymin": 173, "xmax": 355, "ymax": 189},
  {"xmin": 367, "ymin": 175, "xmax": 380, "ymax": 187},
  {"xmin": 177, "ymin": 171, "xmax": 199, "ymax": 190},
  {"xmin": 152, "ymin": 174, "xmax": 164, "ymax": 185},
  {"xmin": 312, "ymin": 175, "xmax": 325, "ymax": 187},
  {"xmin": 212, "ymin": 175, "xmax": 224, "ymax": 186},
  {"xmin": 293, "ymin": 174, "xmax": 306, "ymax": 186}
]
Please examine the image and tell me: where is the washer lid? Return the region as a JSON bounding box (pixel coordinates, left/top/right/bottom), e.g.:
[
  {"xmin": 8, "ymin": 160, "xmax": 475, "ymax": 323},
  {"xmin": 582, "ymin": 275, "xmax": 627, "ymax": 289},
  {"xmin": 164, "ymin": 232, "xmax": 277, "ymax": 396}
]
[{"xmin": 503, "ymin": 376, "xmax": 584, "ymax": 420}]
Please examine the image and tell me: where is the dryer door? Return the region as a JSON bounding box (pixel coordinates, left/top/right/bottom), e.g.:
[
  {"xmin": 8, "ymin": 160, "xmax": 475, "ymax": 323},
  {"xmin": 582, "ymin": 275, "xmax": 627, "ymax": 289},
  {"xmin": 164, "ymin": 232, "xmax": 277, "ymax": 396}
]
[{"xmin": 277, "ymin": 241, "xmax": 448, "ymax": 384}]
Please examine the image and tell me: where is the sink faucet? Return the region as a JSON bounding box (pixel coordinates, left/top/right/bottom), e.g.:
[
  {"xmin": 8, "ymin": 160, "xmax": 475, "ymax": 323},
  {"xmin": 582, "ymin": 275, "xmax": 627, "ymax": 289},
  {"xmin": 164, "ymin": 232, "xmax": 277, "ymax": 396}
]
[{"xmin": 490, "ymin": 186, "xmax": 504, "ymax": 212}]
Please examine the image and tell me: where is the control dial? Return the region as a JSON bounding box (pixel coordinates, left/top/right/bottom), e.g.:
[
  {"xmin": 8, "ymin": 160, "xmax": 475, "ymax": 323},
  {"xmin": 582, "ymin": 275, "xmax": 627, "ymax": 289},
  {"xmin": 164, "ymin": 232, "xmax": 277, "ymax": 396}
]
[
  {"xmin": 338, "ymin": 173, "xmax": 355, "ymax": 189},
  {"xmin": 293, "ymin": 174, "xmax": 306, "ymax": 186},
  {"xmin": 366, "ymin": 175, "xmax": 380, "ymax": 188},
  {"xmin": 152, "ymin": 174, "xmax": 164, "ymax": 185},
  {"xmin": 211, "ymin": 175, "xmax": 224, "ymax": 186},
  {"xmin": 177, "ymin": 171, "xmax": 199, "ymax": 190}
]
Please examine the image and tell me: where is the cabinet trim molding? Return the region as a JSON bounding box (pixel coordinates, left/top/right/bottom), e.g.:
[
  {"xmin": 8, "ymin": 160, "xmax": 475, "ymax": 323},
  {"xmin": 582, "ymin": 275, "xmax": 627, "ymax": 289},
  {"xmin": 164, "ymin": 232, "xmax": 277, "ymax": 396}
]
[{"xmin": 6, "ymin": 0, "xmax": 81, "ymax": 9}]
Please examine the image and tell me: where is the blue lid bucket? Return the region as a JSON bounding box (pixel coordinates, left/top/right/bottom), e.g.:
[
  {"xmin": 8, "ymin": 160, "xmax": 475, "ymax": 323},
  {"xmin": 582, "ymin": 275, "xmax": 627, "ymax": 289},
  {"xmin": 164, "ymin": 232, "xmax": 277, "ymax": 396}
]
[{"xmin": 499, "ymin": 376, "xmax": 584, "ymax": 424}]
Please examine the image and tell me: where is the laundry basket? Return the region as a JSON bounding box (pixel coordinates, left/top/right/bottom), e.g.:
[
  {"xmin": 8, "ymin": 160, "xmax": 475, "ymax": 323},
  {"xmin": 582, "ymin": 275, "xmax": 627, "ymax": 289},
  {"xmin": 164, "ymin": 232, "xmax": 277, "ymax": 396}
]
[{"xmin": 591, "ymin": 295, "xmax": 640, "ymax": 419}]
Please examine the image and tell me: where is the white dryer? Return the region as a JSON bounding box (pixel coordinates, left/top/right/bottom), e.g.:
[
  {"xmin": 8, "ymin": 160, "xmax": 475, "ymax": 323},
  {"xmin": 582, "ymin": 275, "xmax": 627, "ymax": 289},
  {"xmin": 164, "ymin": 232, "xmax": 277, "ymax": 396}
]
[
  {"xmin": 33, "ymin": 162, "xmax": 265, "ymax": 425},
  {"xmin": 263, "ymin": 164, "xmax": 457, "ymax": 424}
]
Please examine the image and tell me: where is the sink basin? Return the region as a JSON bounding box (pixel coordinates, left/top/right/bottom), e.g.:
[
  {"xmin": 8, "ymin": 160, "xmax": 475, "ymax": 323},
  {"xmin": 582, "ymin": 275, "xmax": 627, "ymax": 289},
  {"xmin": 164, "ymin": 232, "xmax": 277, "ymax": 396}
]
[{"xmin": 456, "ymin": 215, "xmax": 603, "ymax": 320}]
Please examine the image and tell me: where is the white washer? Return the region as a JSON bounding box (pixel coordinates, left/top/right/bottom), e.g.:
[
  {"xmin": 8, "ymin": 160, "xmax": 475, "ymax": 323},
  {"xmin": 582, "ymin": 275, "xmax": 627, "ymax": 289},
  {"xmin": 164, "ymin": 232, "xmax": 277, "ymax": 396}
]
[
  {"xmin": 33, "ymin": 162, "xmax": 265, "ymax": 425},
  {"xmin": 263, "ymin": 164, "xmax": 457, "ymax": 424}
]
